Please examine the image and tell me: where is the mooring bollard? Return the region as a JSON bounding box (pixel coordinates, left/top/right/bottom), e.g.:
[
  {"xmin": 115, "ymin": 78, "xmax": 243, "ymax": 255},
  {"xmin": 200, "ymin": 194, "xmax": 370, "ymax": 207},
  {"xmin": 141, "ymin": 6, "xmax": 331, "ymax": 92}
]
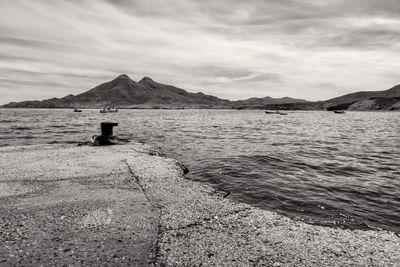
[
  {"xmin": 89, "ymin": 122, "xmax": 119, "ymax": 146},
  {"xmin": 101, "ymin": 122, "xmax": 118, "ymax": 138}
]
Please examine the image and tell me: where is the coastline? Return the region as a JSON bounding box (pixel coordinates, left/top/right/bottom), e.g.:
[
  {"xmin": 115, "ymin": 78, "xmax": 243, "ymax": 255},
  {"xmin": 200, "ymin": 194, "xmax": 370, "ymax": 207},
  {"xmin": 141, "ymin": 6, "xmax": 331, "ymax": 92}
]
[
  {"xmin": 0, "ymin": 143, "xmax": 399, "ymax": 266},
  {"xmin": 1, "ymin": 107, "xmax": 400, "ymax": 111}
]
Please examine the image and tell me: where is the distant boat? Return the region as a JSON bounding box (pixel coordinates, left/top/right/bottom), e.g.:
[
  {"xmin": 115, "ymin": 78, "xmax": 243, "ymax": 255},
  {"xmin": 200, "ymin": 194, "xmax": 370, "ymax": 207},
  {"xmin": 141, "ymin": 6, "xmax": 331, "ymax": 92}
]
[
  {"xmin": 100, "ymin": 106, "xmax": 118, "ymax": 113},
  {"xmin": 73, "ymin": 108, "xmax": 82, "ymax": 112},
  {"xmin": 333, "ymin": 110, "xmax": 345, "ymax": 114},
  {"xmin": 265, "ymin": 110, "xmax": 288, "ymax": 115}
]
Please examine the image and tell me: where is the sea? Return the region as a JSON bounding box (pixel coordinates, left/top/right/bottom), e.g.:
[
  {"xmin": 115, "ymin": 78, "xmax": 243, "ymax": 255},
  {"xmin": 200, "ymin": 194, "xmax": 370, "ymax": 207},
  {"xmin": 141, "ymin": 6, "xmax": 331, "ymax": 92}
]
[{"xmin": 0, "ymin": 108, "xmax": 399, "ymax": 233}]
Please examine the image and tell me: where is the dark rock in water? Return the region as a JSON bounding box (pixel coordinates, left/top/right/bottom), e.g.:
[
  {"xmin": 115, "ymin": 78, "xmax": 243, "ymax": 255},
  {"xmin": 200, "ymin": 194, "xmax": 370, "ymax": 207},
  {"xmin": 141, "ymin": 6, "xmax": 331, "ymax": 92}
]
[
  {"xmin": 175, "ymin": 161, "xmax": 189, "ymax": 175},
  {"xmin": 148, "ymin": 146, "xmax": 167, "ymax": 157},
  {"xmin": 212, "ymin": 189, "xmax": 231, "ymax": 198}
]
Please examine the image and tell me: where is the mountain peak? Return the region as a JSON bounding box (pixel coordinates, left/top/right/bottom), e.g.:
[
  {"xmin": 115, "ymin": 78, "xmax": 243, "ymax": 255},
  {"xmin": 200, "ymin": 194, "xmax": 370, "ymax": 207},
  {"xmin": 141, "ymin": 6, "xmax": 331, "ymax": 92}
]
[
  {"xmin": 115, "ymin": 74, "xmax": 131, "ymax": 80},
  {"xmin": 139, "ymin": 76, "xmax": 154, "ymax": 83}
]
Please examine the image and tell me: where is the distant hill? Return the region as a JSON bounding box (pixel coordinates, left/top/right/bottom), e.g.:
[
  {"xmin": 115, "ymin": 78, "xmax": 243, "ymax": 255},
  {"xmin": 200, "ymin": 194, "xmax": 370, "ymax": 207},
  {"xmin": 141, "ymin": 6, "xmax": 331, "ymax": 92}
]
[
  {"xmin": 1, "ymin": 74, "xmax": 306, "ymax": 109},
  {"xmin": 232, "ymin": 96, "xmax": 307, "ymax": 109},
  {"xmin": 326, "ymin": 84, "xmax": 400, "ymax": 105},
  {"xmin": 324, "ymin": 84, "xmax": 400, "ymax": 110},
  {"xmin": 264, "ymin": 101, "xmax": 325, "ymax": 111},
  {"xmin": 265, "ymin": 84, "xmax": 400, "ymax": 111}
]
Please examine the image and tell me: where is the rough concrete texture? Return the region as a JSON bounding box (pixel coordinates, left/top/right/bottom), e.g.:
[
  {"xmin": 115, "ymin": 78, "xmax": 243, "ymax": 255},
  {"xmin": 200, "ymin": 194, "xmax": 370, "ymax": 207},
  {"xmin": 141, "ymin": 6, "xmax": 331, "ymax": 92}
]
[
  {"xmin": 0, "ymin": 144, "xmax": 159, "ymax": 266},
  {"xmin": 0, "ymin": 144, "xmax": 399, "ymax": 266}
]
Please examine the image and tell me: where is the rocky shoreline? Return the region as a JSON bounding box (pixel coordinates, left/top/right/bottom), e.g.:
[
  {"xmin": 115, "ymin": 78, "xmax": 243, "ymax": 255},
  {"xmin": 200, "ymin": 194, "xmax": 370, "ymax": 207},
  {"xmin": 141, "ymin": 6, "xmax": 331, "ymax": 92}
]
[{"xmin": 0, "ymin": 143, "xmax": 399, "ymax": 266}]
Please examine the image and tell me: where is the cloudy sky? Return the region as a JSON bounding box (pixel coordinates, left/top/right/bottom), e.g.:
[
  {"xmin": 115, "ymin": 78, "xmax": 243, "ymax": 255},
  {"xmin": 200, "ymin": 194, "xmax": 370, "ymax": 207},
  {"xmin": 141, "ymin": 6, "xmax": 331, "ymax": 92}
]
[{"xmin": 1, "ymin": 0, "xmax": 400, "ymax": 104}]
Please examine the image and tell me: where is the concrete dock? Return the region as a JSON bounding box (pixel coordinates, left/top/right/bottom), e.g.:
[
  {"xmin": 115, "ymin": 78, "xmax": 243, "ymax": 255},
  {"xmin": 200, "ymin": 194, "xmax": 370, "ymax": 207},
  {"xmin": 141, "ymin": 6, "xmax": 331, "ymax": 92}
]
[{"xmin": 0, "ymin": 143, "xmax": 399, "ymax": 266}]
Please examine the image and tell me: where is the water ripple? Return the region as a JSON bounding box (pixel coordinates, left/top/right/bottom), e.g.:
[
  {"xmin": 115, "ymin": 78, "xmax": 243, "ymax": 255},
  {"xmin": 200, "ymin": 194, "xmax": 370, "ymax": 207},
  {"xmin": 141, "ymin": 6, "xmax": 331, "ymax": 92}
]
[{"xmin": 0, "ymin": 108, "xmax": 399, "ymax": 233}]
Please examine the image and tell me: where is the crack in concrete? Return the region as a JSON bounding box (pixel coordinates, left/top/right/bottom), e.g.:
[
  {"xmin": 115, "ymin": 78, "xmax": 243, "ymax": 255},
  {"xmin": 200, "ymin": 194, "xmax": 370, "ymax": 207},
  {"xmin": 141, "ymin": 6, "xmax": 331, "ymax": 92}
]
[{"xmin": 124, "ymin": 159, "xmax": 161, "ymax": 266}]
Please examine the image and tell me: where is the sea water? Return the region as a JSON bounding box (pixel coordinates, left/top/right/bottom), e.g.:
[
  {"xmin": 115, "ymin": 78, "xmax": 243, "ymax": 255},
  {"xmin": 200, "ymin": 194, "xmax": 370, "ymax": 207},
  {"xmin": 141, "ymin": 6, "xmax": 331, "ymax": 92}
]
[{"xmin": 0, "ymin": 108, "xmax": 399, "ymax": 233}]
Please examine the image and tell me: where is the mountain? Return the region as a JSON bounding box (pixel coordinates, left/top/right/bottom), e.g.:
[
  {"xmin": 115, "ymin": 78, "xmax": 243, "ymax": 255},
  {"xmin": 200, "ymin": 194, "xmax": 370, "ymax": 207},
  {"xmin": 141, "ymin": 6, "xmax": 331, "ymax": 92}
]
[
  {"xmin": 71, "ymin": 74, "xmax": 234, "ymax": 108},
  {"xmin": 1, "ymin": 74, "xmax": 306, "ymax": 109},
  {"xmin": 1, "ymin": 74, "xmax": 231, "ymax": 109}
]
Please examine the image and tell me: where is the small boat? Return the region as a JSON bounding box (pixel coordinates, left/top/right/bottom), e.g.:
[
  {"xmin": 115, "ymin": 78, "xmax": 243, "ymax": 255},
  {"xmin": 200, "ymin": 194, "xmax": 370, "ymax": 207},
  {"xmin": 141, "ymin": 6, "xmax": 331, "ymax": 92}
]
[
  {"xmin": 265, "ymin": 110, "xmax": 288, "ymax": 115},
  {"xmin": 100, "ymin": 106, "xmax": 119, "ymax": 113},
  {"xmin": 73, "ymin": 108, "xmax": 82, "ymax": 112},
  {"xmin": 333, "ymin": 110, "xmax": 345, "ymax": 114}
]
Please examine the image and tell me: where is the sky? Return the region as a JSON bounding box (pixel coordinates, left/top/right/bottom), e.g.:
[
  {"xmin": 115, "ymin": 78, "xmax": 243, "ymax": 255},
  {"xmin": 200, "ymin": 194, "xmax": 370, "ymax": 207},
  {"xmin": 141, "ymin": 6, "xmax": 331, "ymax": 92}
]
[{"xmin": 1, "ymin": 0, "xmax": 400, "ymax": 104}]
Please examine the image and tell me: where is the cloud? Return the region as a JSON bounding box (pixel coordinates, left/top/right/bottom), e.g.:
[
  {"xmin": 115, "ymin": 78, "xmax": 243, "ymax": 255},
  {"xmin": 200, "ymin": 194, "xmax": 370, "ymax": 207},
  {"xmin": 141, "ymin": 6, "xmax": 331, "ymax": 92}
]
[
  {"xmin": 308, "ymin": 21, "xmax": 400, "ymax": 49},
  {"xmin": 1, "ymin": 0, "xmax": 400, "ymax": 104}
]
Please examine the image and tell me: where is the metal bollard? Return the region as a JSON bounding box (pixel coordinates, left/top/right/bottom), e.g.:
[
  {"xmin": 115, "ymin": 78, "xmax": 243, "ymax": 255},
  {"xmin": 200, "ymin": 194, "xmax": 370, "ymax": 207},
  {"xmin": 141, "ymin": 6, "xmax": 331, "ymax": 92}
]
[
  {"xmin": 89, "ymin": 122, "xmax": 119, "ymax": 146},
  {"xmin": 101, "ymin": 122, "xmax": 118, "ymax": 138}
]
